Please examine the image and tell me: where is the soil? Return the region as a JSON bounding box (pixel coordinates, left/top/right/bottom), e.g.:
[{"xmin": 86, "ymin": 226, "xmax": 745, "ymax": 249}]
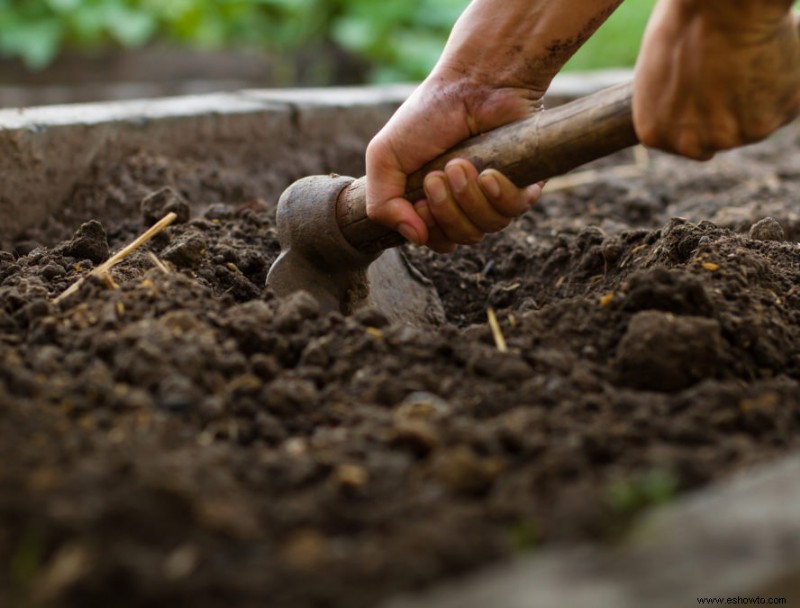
[{"xmin": 2, "ymin": 125, "xmax": 800, "ymax": 608}]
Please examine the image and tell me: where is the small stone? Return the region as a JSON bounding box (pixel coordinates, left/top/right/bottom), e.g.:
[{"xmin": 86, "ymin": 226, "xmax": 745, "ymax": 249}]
[
  {"xmin": 395, "ymin": 391, "xmax": 453, "ymax": 422},
  {"xmin": 431, "ymin": 445, "xmax": 504, "ymax": 495},
  {"xmin": 748, "ymin": 217, "xmax": 785, "ymax": 242},
  {"xmin": 353, "ymin": 307, "xmax": 390, "ymax": 328},
  {"xmin": 140, "ymin": 187, "xmax": 191, "ymax": 226},
  {"xmin": 331, "ymin": 464, "xmax": 369, "ymax": 492},
  {"xmin": 390, "ymin": 420, "xmax": 441, "ymax": 456}
]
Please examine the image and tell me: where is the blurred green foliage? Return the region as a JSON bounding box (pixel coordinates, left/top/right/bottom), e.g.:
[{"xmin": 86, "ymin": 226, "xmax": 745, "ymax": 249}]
[{"xmin": 0, "ymin": 0, "xmax": 656, "ymax": 81}]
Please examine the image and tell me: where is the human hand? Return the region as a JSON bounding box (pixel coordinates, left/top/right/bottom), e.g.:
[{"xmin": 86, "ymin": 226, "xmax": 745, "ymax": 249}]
[
  {"xmin": 365, "ymin": 0, "xmax": 624, "ymax": 253},
  {"xmin": 365, "ymin": 68, "xmax": 544, "ymax": 253},
  {"xmin": 633, "ymin": 0, "xmax": 800, "ymax": 160}
]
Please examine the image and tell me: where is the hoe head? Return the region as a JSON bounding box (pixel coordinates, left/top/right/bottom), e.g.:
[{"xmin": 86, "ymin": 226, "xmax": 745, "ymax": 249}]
[{"xmin": 266, "ymin": 174, "xmax": 445, "ymax": 326}]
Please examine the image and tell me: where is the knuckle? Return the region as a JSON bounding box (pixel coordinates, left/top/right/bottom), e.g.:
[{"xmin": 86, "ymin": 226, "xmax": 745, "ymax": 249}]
[
  {"xmin": 673, "ymin": 130, "xmax": 712, "ymax": 161},
  {"xmin": 707, "ymin": 127, "xmax": 740, "ymax": 151},
  {"xmin": 741, "ymin": 117, "xmax": 780, "ymax": 144}
]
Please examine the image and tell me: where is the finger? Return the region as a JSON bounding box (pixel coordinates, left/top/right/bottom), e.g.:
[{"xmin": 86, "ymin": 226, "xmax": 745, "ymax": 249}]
[
  {"xmin": 365, "ymin": 138, "xmax": 430, "ymax": 245},
  {"xmin": 477, "ymin": 168, "xmax": 542, "ymax": 218},
  {"xmin": 424, "ymin": 171, "xmax": 485, "ymax": 245},
  {"xmin": 415, "ymin": 200, "xmax": 457, "ymax": 253},
  {"xmin": 444, "ymin": 160, "xmax": 511, "ymax": 233},
  {"xmin": 371, "ymin": 196, "xmax": 431, "ymax": 245},
  {"xmin": 414, "ymin": 199, "xmax": 437, "ymax": 230}
]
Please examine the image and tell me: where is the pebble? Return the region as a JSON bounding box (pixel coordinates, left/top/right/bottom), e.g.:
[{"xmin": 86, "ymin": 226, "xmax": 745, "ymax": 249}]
[
  {"xmin": 332, "ymin": 463, "xmax": 369, "ymax": 492},
  {"xmin": 395, "ymin": 391, "xmax": 453, "ymax": 421},
  {"xmin": 748, "ymin": 217, "xmax": 785, "ymax": 242},
  {"xmin": 431, "ymin": 445, "xmax": 504, "ymax": 495},
  {"xmin": 390, "ymin": 420, "xmax": 441, "ymax": 456}
]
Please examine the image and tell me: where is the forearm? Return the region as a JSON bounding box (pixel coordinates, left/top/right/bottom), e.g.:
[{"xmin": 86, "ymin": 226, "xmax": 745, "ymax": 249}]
[{"xmin": 433, "ymin": 0, "xmax": 624, "ymax": 94}]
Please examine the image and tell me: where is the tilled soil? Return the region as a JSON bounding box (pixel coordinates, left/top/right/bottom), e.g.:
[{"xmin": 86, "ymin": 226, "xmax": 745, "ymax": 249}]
[{"xmin": 2, "ymin": 125, "xmax": 800, "ymax": 608}]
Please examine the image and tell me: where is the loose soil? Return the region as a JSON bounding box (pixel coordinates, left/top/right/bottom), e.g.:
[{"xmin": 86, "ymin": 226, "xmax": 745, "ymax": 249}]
[{"xmin": 2, "ymin": 125, "xmax": 800, "ymax": 608}]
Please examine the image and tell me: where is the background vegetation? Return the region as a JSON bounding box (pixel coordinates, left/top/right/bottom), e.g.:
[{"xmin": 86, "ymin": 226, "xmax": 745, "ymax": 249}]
[{"xmin": 0, "ymin": 0, "xmax": 657, "ymax": 82}]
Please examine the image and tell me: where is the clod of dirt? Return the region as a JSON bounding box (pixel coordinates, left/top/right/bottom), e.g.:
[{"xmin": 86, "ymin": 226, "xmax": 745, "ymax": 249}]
[
  {"xmin": 614, "ymin": 310, "xmax": 726, "ymax": 392},
  {"xmin": 161, "ymin": 230, "xmax": 208, "ymax": 268},
  {"xmin": 55, "ymin": 219, "xmax": 109, "ymax": 263},
  {"xmin": 623, "ymin": 267, "xmax": 714, "ymax": 317},
  {"xmin": 140, "ymin": 187, "xmax": 192, "ymax": 226},
  {"xmin": 748, "ymin": 216, "xmax": 785, "ymax": 242}
]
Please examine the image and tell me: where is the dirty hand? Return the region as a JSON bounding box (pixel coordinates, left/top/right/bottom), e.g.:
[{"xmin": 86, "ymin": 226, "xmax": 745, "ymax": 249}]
[
  {"xmin": 366, "ymin": 70, "xmax": 543, "ymax": 253},
  {"xmin": 633, "ymin": 0, "xmax": 800, "ymax": 160},
  {"xmin": 366, "ymin": 0, "xmax": 624, "ymax": 253}
]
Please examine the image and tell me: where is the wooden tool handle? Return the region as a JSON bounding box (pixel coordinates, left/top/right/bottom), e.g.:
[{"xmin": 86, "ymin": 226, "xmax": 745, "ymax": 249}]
[{"xmin": 337, "ymin": 81, "xmax": 638, "ymax": 255}]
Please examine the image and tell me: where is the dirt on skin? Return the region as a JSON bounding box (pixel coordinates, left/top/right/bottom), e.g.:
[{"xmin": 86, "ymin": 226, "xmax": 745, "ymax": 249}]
[{"xmin": 2, "ymin": 124, "xmax": 800, "ymax": 608}]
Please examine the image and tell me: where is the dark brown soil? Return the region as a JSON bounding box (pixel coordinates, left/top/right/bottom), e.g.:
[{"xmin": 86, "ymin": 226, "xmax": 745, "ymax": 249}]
[{"xmin": 2, "ymin": 125, "xmax": 800, "ymax": 608}]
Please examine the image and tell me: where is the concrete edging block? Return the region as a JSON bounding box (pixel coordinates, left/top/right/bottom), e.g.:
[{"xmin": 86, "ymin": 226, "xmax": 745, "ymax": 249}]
[{"xmin": 384, "ymin": 454, "xmax": 800, "ymax": 608}]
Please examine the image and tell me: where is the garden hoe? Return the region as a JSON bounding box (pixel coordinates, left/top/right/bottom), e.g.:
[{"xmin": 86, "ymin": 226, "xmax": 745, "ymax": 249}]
[{"xmin": 267, "ymin": 81, "xmax": 638, "ymax": 325}]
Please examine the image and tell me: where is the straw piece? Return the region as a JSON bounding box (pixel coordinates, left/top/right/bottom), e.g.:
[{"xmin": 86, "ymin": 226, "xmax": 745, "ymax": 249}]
[
  {"xmin": 487, "ymin": 307, "xmax": 508, "ymax": 353},
  {"xmin": 147, "ymin": 251, "xmax": 171, "ymax": 274},
  {"xmin": 54, "ymin": 212, "xmax": 177, "ymax": 304}
]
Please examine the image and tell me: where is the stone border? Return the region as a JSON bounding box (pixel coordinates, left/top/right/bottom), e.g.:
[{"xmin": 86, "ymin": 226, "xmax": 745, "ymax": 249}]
[
  {"xmin": 384, "ymin": 454, "xmax": 800, "ymax": 608},
  {"xmin": 0, "ymin": 69, "xmax": 632, "ymax": 245},
  {"xmin": 0, "ymin": 84, "xmax": 413, "ymax": 245}
]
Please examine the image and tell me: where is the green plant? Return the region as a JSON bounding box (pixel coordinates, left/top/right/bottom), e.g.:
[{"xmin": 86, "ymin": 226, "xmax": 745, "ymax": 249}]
[
  {"xmin": 330, "ymin": 0, "xmax": 468, "ymax": 82},
  {"xmin": 0, "ymin": 0, "xmax": 324, "ymax": 69},
  {"xmin": 0, "ymin": 0, "xmax": 659, "ymax": 79},
  {"xmin": 606, "ymin": 468, "xmax": 679, "ymax": 516}
]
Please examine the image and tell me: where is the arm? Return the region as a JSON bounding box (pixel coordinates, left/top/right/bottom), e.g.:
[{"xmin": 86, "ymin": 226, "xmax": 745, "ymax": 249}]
[
  {"xmin": 366, "ymin": 0, "xmax": 624, "ymax": 252},
  {"xmin": 633, "ymin": 0, "xmax": 800, "ymax": 159}
]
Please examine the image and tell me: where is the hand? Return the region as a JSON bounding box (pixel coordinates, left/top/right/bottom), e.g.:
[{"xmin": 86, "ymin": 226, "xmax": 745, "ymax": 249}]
[
  {"xmin": 633, "ymin": 0, "xmax": 800, "ymax": 160},
  {"xmin": 365, "ymin": 0, "xmax": 624, "ymax": 252},
  {"xmin": 365, "ymin": 68, "xmax": 543, "ymax": 253}
]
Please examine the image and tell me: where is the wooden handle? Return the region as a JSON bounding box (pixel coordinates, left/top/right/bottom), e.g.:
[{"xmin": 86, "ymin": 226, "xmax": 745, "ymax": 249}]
[{"xmin": 337, "ymin": 81, "xmax": 638, "ymax": 255}]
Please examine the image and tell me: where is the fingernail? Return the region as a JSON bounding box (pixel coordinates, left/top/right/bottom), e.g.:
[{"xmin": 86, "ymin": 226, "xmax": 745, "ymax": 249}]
[
  {"xmin": 479, "ymin": 171, "xmax": 501, "ymax": 198},
  {"xmin": 425, "ymin": 175, "xmax": 447, "ymax": 205},
  {"xmin": 447, "ymin": 165, "xmax": 468, "ymax": 193},
  {"xmin": 397, "ymin": 222, "xmax": 420, "ymax": 245}
]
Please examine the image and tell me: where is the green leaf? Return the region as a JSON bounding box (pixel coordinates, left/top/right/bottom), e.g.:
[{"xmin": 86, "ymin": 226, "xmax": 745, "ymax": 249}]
[
  {"xmin": 0, "ymin": 17, "xmax": 63, "ymax": 68},
  {"xmin": 103, "ymin": 5, "xmax": 157, "ymax": 47}
]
